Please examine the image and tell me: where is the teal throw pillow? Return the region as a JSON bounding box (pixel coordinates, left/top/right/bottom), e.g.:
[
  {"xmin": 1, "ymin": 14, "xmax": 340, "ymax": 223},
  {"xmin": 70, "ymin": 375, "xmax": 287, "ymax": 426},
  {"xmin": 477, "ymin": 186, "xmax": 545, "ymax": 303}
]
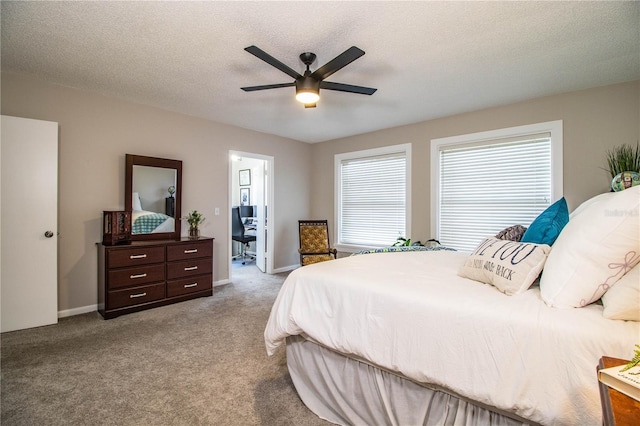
[{"xmin": 521, "ymin": 197, "xmax": 569, "ymax": 246}]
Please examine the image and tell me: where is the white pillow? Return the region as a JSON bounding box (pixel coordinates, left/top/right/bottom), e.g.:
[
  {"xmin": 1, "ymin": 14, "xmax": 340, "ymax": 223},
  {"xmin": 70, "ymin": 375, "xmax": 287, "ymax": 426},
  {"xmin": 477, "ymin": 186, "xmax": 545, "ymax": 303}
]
[
  {"xmin": 132, "ymin": 192, "xmax": 143, "ymax": 211},
  {"xmin": 540, "ymin": 186, "xmax": 640, "ymax": 308},
  {"xmin": 569, "ymin": 191, "xmax": 616, "ymax": 219},
  {"xmin": 458, "ymin": 237, "xmax": 551, "ymax": 295},
  {"xmin": 601, "ymin": 265, "xmax": 640, "ymax": 321}
]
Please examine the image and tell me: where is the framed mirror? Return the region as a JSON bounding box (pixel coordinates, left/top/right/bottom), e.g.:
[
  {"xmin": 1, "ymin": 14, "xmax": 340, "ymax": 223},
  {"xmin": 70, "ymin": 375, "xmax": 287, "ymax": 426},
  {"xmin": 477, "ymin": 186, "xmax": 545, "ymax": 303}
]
[{"xmin": 125, "ymin": 154, "xmax": 182, "ymax": 241}]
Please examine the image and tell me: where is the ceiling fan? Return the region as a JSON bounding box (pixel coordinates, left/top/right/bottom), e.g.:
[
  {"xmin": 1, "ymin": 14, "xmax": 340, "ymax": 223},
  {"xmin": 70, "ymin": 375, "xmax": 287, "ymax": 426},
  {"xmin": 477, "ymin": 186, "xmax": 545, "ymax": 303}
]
[{"xmin": 241, "ymin": 45, "xmax": 377, "ymax": 108}]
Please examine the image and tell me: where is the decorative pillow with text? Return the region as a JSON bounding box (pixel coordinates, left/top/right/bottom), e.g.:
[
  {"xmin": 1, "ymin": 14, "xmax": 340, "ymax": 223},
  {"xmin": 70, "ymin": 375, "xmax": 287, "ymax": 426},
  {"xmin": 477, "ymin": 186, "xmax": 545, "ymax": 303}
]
[{"xmin": 458, "ymin": 237, "xmax": 551, "ymax": 295}]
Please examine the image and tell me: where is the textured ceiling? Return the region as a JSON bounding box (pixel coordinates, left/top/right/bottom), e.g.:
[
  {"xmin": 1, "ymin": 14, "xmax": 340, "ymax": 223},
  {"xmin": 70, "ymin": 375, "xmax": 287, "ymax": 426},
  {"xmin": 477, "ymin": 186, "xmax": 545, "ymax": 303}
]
[{"xmin": 1, "ymin": 1, "xmax": 639, "ymax": 143}]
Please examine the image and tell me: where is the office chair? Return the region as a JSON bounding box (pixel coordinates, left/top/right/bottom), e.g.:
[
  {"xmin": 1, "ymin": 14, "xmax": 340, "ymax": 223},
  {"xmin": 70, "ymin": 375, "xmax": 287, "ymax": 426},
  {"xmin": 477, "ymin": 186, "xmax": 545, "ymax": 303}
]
[
  {"xmin": 232, "ymin": 206, "xmax": 256, "ymax": 265},
  {"xmin": 298, "ymin": 220, "xmax": 337, "ymax": 266}
]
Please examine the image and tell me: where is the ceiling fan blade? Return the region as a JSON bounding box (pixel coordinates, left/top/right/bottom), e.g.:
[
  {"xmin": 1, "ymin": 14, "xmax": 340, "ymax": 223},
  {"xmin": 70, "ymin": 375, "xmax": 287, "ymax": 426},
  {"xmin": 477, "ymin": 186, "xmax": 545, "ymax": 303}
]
[
  {"xmin": 320, "ymin": 81, "xmax": 377, "ymax": 95},
  {"xmin": 245, "ymin": 46, "xmax": 302, "ymax": 80},
  {"xmin": 241, "ymin": 82, "xmax": 295, "ymax": 92},
  {"xmin": 310, "ymin": 46, "xmax": 365, "ymax": 81}
]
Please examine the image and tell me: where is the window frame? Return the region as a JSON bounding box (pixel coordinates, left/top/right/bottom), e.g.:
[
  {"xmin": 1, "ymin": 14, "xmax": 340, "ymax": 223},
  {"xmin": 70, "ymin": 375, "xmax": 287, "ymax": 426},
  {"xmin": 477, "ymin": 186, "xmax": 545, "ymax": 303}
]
[
  {"xmin": 430, "ymin": 121, "xmax": 563, "ymax": 250},
  {"xmin": 335, "ymin": 143, "xmax": 412, "ymax": 253}
]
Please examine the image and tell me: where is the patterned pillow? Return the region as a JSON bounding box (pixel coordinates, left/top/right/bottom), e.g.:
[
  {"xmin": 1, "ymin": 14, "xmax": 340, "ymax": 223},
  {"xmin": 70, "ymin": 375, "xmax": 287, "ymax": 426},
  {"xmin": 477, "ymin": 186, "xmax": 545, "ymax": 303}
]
[
  {"xmin": 495, "ymin": 225, "xmax": 527, "ymax": 242},
  {"xmin": 458, "ymin": 237, "xmax": 551, "ymax": 295}
]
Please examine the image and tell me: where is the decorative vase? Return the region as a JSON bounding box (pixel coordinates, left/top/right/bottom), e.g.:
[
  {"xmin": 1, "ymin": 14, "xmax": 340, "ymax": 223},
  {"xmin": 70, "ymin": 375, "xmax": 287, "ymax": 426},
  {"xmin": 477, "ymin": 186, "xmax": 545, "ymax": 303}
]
[
  {"xmin": 188, "ymin": 226, "xmax": 200, "ymax": 240},
  {"xmin": 611, "ymin": 171, "xmax": 640, "ymax": 192}
]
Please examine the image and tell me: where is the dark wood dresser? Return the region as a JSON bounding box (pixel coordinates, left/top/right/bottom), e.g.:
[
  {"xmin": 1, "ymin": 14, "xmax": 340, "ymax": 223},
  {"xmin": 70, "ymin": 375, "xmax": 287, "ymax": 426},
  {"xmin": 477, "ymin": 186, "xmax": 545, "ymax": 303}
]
[{"xmin": 98, "ymin": 237, "xmax": 213, "ymax": 319}]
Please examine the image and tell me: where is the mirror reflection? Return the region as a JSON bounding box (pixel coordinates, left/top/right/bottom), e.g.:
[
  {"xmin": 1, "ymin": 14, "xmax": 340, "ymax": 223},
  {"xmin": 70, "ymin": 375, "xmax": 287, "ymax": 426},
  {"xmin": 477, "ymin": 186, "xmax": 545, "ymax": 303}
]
[
  {"xmin": 125, "ymin": 154, "xmax": 182, "ymax": 241},
  {"xmin": 131, "ymin": 165, "xmax": 177, "ymax": 234}
]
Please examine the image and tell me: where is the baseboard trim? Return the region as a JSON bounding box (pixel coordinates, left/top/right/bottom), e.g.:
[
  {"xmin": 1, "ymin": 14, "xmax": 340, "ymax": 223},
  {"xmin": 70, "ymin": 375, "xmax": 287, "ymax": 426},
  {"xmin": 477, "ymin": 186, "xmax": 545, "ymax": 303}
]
[
  {"xmin": 58, "ymin": 304, "xmax": 97, "ymax": 318},
  {"xmin": 272, "ymin": 264, "xmax": 300, "ymax": 274},
  {"xmin": 214, "ymin": 279, "xmax": 230, "ymax": 287}
]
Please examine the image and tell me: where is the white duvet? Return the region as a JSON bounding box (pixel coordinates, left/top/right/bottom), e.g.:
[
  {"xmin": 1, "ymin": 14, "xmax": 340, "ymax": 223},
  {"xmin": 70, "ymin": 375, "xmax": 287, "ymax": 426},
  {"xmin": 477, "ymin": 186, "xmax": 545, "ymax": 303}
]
[{"xmin": 264, "ymin": 250, "xmax": 640, "ymax": 425}]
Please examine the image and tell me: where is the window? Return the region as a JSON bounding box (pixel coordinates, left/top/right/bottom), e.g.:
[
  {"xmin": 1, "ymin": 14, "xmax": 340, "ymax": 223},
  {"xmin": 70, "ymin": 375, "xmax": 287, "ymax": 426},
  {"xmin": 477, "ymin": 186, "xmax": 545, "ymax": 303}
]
[
  {"xmin": 335, "ymin": 144, "xmax": 411, "ymax": 251},
  {"xmin": 431, "ymin": 121, "xmax": 563, "ymax": 252}
]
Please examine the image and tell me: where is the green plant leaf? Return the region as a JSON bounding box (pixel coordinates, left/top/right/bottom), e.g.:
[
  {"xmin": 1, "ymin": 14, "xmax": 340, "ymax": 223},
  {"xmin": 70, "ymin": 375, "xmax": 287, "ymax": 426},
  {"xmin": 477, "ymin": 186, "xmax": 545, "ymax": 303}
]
[
  {"xmin": 604, "ymin": 143, "xmax": 640, "ymax": 178},
  {"xmin": 621, "ymin": 344, "xmax": 640, "ymax": 372}
]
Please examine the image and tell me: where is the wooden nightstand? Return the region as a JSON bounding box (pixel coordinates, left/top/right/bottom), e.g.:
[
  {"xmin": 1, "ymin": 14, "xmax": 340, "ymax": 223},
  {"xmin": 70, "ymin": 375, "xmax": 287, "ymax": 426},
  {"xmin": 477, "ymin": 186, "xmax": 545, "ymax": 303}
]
[{"xmin": 598, "ymin": 356, "xmax": 640, "ymax": 426}]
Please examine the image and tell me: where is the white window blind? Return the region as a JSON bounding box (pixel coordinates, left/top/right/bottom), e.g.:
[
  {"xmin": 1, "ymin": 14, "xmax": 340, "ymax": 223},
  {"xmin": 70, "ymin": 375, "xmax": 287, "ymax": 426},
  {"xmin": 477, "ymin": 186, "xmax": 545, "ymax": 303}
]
[
  {"xmin": 337, "ymin": 148, "xmax": 408, "ymax": 248},
  {"xmin": 438, "ymin": 135, "xmax": 552, "ymax": 252}
]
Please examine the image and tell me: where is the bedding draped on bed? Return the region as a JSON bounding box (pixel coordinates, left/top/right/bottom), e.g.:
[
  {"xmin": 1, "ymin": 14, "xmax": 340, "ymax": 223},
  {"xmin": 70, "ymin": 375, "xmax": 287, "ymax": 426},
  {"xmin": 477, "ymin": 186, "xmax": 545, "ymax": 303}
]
[
  {"xmin": 131, "ymin": 210, "xmax": 173, "ymax": 234},
  {"xmin": 287, "ymin": 335, "xmax": 529, "ymax": 426},
  {"xmin": 265, "ymin": 250, "xmax": 640, "ymax": 426},
  {"xmin": 350, "ymin": 245, "xmax": 456, "ymax": 256}
]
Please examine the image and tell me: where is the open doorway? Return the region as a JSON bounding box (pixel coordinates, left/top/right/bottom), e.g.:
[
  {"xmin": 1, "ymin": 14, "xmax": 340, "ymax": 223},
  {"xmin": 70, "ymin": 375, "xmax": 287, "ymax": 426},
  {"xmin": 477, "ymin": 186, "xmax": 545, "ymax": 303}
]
[{"xmin": 229, "ymin": 151, "xmax": 274, "ymax": 277}]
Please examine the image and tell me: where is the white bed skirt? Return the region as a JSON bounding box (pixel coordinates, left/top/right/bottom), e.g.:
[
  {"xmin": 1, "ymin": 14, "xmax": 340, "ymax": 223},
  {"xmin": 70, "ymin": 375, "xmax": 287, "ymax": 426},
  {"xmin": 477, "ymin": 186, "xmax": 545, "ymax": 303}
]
[{"xmin": 286, "ymin": 335, "xmax": 535, "ymax": 426}]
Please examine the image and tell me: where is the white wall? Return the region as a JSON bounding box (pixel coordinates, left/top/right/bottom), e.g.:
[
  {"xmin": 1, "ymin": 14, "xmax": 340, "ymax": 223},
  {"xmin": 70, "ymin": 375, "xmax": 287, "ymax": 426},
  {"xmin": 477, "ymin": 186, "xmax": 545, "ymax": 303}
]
[{"xmin": 231, "ymin": 157, "xmax": 263, "ymax": 208}]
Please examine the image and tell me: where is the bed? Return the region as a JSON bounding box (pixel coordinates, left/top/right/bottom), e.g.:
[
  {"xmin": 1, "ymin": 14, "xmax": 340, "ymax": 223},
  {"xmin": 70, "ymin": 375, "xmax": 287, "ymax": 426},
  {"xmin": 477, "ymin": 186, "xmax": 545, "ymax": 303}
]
[
  {"xmin": 131, "ymin": 210, "xmax": 174, "ymax": 234},
  {"xmin": 131, "ymin": 191, "xmax": 174, "ymax": 234},
  {"xmin": 264, "ymin": 187, "xmax": 640, "ymax": 426}
]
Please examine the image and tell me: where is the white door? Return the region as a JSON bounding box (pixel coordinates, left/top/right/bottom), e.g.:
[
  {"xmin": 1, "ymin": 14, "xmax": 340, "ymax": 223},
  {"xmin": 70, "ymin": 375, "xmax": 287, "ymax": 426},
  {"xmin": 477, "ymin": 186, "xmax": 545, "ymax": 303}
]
[
  {"xmin": 253, "ymin": 161, "xmax": 266, "ymax": 272},
  {"xmin": 1, "ymin": 115, "xmax": 59, "ymax": 332},
  {"xmin": 256, "ymin": 157, "xmax": 273, "ymax": 274}
]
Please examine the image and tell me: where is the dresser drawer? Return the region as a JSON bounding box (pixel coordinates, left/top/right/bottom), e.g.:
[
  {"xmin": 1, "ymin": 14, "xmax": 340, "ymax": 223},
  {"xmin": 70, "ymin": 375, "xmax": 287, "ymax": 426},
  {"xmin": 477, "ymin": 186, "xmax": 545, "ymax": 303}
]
[
  {"xmin": 167, "ymin": 240, "xmax": 212, "ymax": 261},
  {"xmin": 107, "ymin": 283, "xmax": 165, "ymax": 309},
  {"xmin": 107, "ymin": 246, "xmax": 165, "ymax": 268},
  {"xmin": 167, "ymin": 258, "xmax": 212, "ymax": 280},
  {"xmin": 108, "ymin": 264, "xmax": 165, "ymax": 290},
  {"xmin": 167, "ymin": 275, "xmax": 212, "ymax": 298}
]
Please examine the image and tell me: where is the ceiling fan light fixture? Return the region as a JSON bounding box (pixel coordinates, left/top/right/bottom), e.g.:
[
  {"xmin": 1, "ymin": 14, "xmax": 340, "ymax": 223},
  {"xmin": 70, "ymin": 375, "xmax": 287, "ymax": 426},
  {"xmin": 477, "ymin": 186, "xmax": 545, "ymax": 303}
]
[
  {"xmin": 242, "ymin": 45, "xmax": 376, "ymax": 107},
  {"xmin": 296, "ymin": 90, "xmax": 319, "ymax": 104},
  {"xmin": 295, "ymin": 77, "xmax": 320, "ymax": 104}
]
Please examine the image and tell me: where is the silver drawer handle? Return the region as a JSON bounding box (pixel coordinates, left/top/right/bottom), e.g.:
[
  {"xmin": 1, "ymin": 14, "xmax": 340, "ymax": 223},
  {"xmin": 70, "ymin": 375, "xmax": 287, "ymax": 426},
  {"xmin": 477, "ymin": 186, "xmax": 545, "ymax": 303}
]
[
  {"xmin": 130, "ymin": 254, "xmax": 147, "ymax": 259},
  {"xmin": 184, "ymin": 249, "xmax": 198, "ymax": 254},
  {"xmin": 184, "ymin": 283, "xmax": 198, "ymax": 288},
  {"xmin": 129, "ymin": 292, "xmax": 147, "ymax": 298},
  {"xmin": 130, "ymin": 273, "xmax": 147, "ymax": 279},
  {"xmin": 184, "ymin": 266, "xmax": 198, "ymax": 271}
]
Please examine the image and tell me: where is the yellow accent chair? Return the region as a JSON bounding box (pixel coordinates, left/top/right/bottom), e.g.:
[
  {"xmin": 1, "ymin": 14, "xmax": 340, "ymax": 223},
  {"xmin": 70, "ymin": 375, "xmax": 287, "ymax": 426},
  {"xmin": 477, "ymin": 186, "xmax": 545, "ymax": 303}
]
[{"xmin": 298, "ymin": 220, "xmax": 338, "ymax": 266}]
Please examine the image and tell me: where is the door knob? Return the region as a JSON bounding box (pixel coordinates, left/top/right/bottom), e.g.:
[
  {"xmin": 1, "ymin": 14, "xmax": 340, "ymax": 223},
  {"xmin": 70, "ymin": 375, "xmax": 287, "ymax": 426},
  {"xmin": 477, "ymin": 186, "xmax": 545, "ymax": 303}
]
[{"xmin": 44, "ymin": 231, "xmax": 54, "ymax": 238}]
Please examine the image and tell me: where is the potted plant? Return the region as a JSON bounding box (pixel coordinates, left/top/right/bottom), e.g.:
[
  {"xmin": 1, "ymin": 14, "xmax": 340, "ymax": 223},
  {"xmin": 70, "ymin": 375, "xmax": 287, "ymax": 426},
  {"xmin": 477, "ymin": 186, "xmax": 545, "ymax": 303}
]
[
  {"xmin": 604, "ymin": 143, "xmax": 640, "ymax": 177},
  {"xmin": 184, "ymin": 210, "xmax": 205, "ymax": 239},
  {"xmin": 392, "ymin": 236, "xmax": 425, "ymax": 247}
]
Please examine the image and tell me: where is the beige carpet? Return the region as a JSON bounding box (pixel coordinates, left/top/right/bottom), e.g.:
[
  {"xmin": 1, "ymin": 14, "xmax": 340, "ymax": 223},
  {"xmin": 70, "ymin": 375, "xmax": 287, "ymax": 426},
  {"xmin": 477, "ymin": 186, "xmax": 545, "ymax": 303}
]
[{"xmin": 1, "ymin": 265, "xmax": 330, "ymax": 425}]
